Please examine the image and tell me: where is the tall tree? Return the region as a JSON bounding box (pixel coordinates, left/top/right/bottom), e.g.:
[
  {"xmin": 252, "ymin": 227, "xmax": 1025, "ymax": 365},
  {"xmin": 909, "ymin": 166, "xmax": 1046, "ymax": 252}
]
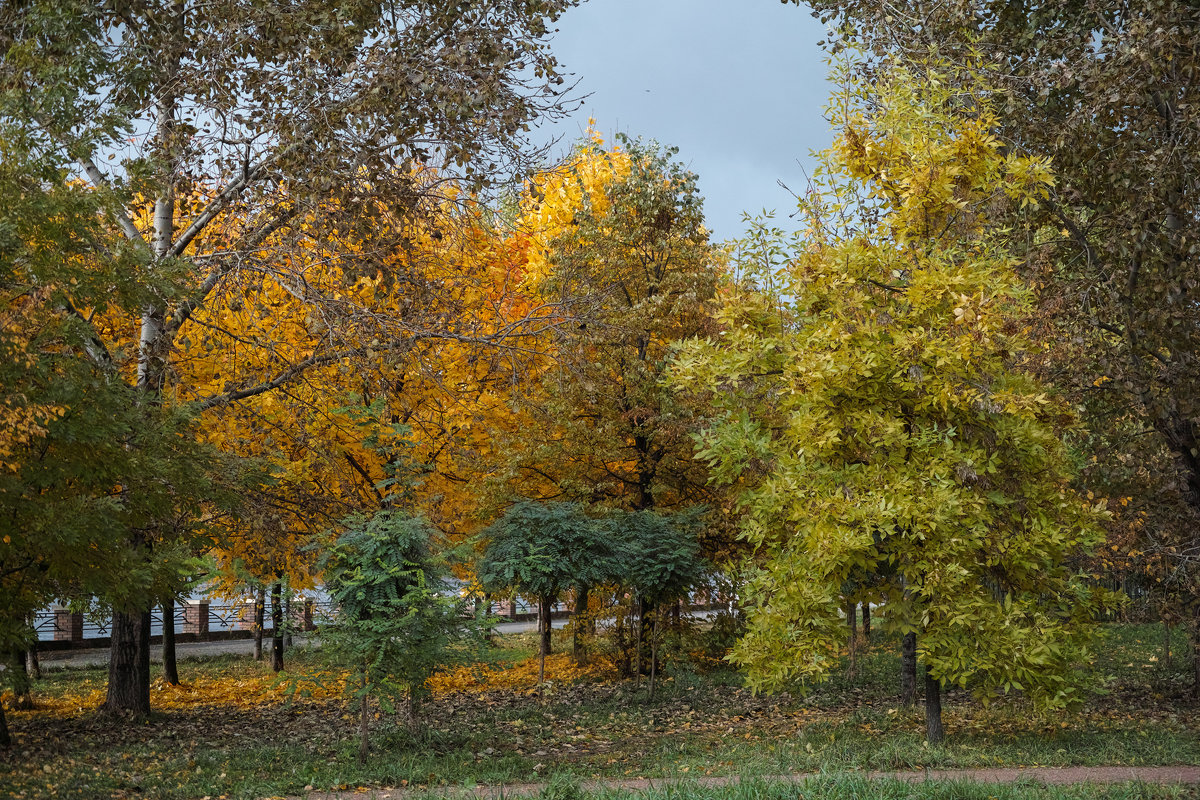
[
  {"xmin": 792, "ymin": 0, "xmax": 1200, "ymax": 693},
  {"xmin": 0, "ymin": 0, "xmax": 578, "ymax": 713},
  {"xmin": 0, "ymin": 136, "xmax": 216, "ymax": 735},
  {"xmin": 671, "ymin": 63, "xmax": 1111, "ymax": 741},
  {"xmin": 487, "ymin": 135, "xmax": 737, "ymax": 556}
]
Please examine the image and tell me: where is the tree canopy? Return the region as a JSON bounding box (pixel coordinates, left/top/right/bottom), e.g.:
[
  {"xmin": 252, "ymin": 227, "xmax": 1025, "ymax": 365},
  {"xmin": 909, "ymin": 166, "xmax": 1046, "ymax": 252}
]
[{"xmin": 671, "ymin": 62, "xmax": 1111, "ymax": 737}]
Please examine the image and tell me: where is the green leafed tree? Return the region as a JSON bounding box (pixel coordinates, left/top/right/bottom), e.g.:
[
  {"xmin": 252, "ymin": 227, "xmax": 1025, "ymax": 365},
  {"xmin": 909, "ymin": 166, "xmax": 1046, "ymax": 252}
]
[
  {"xmin": 670, "ymin": 62, "xmax": 1112, "ymax": 742},
  {"xmin": 0, "ymin": 134, "xmax": 223, "ymax": 742},
  {"xmin": 476, "ymin": 500, "xmax": 614, "ymax": 685},
  {"xmin": 320, "ymin": 510, "xmax": 474, "ymax": 762},
  {"xmin": 489, "ymin": 137, "xmax": 739, "ymax": 557},
  {"xmin": 792, "ymin": 0, "xmax": 1200, "ymax": 697},
  {"xmin": 611, "ymin": 508, "xmax": 704, "ymax": 699}
]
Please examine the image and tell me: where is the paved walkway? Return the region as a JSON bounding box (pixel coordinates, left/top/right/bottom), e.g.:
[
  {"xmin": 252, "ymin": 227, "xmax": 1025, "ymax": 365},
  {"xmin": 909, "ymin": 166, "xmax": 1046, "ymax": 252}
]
[{"xmin": 294, "ymin": 766, "xmax": 1200, "ymax": 799}]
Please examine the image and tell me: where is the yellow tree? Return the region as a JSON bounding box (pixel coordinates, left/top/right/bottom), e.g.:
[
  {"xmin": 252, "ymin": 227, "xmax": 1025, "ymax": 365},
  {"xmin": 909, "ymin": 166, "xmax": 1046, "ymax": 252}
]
[
  {"xmin": 672, "ymin": 62, "xmax": 1112, "ymax": 742},
  {"xmin": 183, "ymin": 185, "xmax": 549, "ymax": 670}
]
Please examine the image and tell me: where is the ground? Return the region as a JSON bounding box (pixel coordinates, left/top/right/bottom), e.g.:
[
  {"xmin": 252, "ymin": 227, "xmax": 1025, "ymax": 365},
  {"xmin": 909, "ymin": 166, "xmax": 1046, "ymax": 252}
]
[{"xmin": 0, "ymin": 623, "xmax": 1197, "ymax": 800}]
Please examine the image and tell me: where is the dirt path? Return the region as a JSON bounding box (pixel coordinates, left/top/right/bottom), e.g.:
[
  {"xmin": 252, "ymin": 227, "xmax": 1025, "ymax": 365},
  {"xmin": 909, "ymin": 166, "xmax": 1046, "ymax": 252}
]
[{"xmin": 292, "ymin": 765, "xmax": 1200, "ymax": 800}]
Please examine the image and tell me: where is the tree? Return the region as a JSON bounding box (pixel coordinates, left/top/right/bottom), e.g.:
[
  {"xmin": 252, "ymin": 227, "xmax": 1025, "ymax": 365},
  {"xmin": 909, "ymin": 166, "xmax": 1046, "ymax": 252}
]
[
  {"xmin": 613, "ymin": 509, "xmax": 704, "ymax": 699},
  {"xmin": 0, "ymin": 0, "xmax": 578, "ymax": 714},
  {"xmin": 485, "ymin": 134, "xmax": 738, "ymax": 560},
  {"xmin": 671, "ymin": 63, "xmax": 1111, "ymax": 742},
  {"xmin": 476, "ymin": 501, "xmax": 613, "ymax": 685},
  {"xmin": 320, "ymin": 510, "xmax": 472, "ymax": 762},
  {"xmin": 792, "ymin": 0, "xmax": 1200, "ymax": 695},
  {"xmin": 0, "ymin": 134, "xmax": 221, "ymax": 737}
]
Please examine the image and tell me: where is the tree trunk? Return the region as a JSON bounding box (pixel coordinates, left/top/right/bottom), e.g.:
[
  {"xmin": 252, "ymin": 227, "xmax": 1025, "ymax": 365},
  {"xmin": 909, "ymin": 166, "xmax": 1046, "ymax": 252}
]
[
  {"xmin": 284, "ymin": 594, "xmax": 293, "ymax": 648},
  {"xmin": 162, "ymin": 599, "xmax": 179, "ymax": 686},
  {"xmin": 614, "ymin": 606, "xmax": 630, "ymax": 677},
  {"xmin": 254, "ymin": 588, "xmax": 265, "ymax": 661},
  {"xmin": 634, "ymin": 598, "xmax": 644, "ymax": 688},
  {"xmin": 25, "ymin": 642, "xmax": 40, "ymax": 681},
  {"xmin": 901, "ymin": 632, "xmax": 917, "ymax": 707},
  {"xmin": 408, "ymin": 684, "xmax": 425, "ymax": 732},
  {"xmin": 104, "ymin": 610, "xmax": 151, "ymax": 715},
  {"xmin": 924, "ymin": 664, "xmax": 944, "ymax": 744},
  {"xmin": 648, "ymin": 610, "xmax": 660, "ymax": 701},
  {"xmin": 539, "ymin": 595, "xmax": 553, "ymax": 657},
  {"xmin": 846, "ymin": 600, "xmax": 858, "ymax": 678},
  {"xmin": 478, "ymin": 593, "xmax": 495, "ymax": 645},
  {"xmin": 538, "ymin": 595, "xmax": 552, "ymax": 686},
  {"xmin": 10, "ymin": 650, "xmax": 33, "ymax": 710},
  {"xmin": 573, "ymin": 586, "xmax": 590, "ymax": 666},
  {"xmin": 861, "ymin": 603, "xmax": 871, "ymax": 642},
  {"xmin": 847, "ymin": 610, "xmax": 858, "ymax": 680},
  {"xmin": 0, "ymin": 696, "xmax": 9, "ymax": 748},
  {"xmin": 359, "ymin": 671, "xmax": 369, "ymax": 765},
  {"xmin": 271, "ymin": 581, "xmax": 284, "ymax": 672},
  {"xmin": 639, "ymin": 598, "xmax": 656, "ymax": 674}
]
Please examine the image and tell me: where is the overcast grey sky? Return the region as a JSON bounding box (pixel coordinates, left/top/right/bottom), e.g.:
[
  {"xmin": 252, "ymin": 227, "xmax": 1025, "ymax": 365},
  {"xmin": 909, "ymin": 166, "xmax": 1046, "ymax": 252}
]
[{"xmin": 538, "ymin": 0, "xmax": 833, "ymax": 243}]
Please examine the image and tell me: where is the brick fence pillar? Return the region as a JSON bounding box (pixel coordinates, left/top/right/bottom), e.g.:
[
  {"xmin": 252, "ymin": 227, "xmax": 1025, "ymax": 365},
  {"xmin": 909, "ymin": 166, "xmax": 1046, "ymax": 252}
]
[
  {"xmin": 183, "ymin": 602, "xmax": 209, "ymax": 637},
  {"xmin": 54, "ymin": 610, "xmax": 83, "ymax": 644}
]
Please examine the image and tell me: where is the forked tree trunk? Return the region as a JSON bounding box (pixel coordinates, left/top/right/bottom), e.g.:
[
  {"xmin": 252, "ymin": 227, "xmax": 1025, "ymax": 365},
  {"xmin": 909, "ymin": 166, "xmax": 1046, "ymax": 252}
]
[
  {"xmin": 924, "ymin": 664, "xmax": 944, "ymax": 744},
  {"xmin": 271, "ymin": 581, "xmax": 284, "ymax": 672},
  {"xmin": 861, "ymin": 603, "xmax": 871, "ymax": 642},
  {"xmin": 573, "ymin": 586, "xmax": 590, "ymax": 666},
  {"xmin": 104, "ymin": 610, "xmax": 151, "ymax": 715},
  {"xmin": 162, "ymin": 599, "xmax": 179, "ymax": 686},
  {"xmin": 253, "ymin": 588, "xmax": 265, "ymax": 661},
  {"xmin": 901, "ymin": 632, "xmax": 917, "ymax": 707}
]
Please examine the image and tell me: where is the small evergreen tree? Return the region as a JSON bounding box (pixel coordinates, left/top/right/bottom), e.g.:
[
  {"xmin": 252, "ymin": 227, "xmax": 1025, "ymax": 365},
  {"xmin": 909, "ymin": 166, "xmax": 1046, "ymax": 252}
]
[
  {"xmin": 614, "ymin": 509, "xmax": 705, "ymax": 699},
  {"xmin": 320, "ymin": 511, "xmax": 472, "ymax": 761},
  {"xmin": 476, "ymin": 501, "xmax": 614, "ymax": 685}
]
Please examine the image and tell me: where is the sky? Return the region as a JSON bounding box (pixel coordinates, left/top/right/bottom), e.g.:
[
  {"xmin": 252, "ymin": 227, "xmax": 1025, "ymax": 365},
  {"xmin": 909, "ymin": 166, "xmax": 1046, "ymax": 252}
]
[{"xmin": 537, "ymin": 0, "xmax": 834, "ymax": 244}]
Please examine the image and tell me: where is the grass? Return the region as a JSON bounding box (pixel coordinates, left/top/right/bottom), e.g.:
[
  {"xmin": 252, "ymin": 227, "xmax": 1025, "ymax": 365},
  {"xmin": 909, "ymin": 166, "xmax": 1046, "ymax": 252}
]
[
  {"xmin": 0, "ymin": 623, "xmax": 1196, "ymax": 800},
  {"xmin": 518, "ymin": 775, "xmax": 1200, "ymax": 800}
]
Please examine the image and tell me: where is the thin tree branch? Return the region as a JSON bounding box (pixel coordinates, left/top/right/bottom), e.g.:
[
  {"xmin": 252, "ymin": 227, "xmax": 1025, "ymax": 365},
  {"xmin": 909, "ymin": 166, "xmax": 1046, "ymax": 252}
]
[{"xmin": 77, "ymin": 155, "xmax": 148, "ymax": 249}]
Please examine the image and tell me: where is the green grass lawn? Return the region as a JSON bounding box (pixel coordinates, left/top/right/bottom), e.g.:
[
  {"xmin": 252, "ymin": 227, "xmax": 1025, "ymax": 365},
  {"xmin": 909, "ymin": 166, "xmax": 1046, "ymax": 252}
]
[{"xmin": 0, "ymin": 623, "xmax": 1196, "ymax": 800}]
